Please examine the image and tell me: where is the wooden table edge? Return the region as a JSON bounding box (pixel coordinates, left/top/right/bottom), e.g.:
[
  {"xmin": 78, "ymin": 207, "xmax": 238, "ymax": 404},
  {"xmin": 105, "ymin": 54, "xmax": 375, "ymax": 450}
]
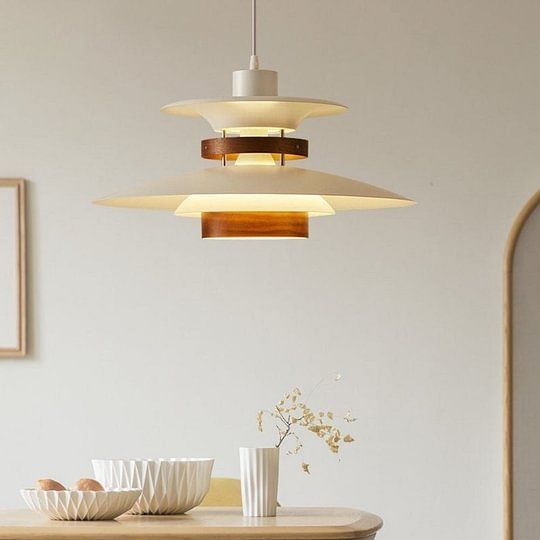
[{"xmin": 0, "ymin": 507, "xmax": 383, "ymax": 540}]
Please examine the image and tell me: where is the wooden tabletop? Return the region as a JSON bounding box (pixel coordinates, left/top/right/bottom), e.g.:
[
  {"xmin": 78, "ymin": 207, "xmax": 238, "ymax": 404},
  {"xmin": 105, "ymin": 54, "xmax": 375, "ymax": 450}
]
[{"xmin": 0, "ymin": 507, "xmax": 383, "ymax": 539}]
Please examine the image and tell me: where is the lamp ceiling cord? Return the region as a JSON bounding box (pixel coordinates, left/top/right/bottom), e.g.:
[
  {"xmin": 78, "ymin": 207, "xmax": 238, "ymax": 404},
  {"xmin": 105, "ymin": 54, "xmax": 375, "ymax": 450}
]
[{"xmin": 250, "ymin": 0, "xmax": 259, "ymax": 69}]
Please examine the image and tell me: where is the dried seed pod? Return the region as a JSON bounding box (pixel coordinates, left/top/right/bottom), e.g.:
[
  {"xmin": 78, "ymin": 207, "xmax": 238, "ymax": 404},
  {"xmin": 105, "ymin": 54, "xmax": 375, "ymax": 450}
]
[
  {"xmin": 73, "ymin": 478, "xmax": 104, "ymax": 491},
  {"xmin": 36, "ymin": 479, "xmax": 66, "ymax": 491}
]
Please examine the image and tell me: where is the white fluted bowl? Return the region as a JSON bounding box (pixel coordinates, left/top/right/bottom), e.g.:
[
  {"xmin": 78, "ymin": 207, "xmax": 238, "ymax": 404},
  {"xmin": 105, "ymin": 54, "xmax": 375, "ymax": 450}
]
[
  {"xmin": 20, "ymin": 488, "xmax": 141, "ymax": 521},
  {"xmin": 92, "ymin": 458, "xmax": 214, "ymax": 515}
]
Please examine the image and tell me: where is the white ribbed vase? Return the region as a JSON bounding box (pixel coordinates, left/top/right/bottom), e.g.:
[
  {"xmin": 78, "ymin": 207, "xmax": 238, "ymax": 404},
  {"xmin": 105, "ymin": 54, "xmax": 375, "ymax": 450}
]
[{"xmin": 239, "ymin": 447, "xmax": 279, "ymax": 517}]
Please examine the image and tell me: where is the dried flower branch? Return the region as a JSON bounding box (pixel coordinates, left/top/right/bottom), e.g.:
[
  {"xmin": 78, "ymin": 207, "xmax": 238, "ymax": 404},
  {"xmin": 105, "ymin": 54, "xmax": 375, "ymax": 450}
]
[{"xmin": 256, "ymin": 374, "xmax": 357, "ymax": 473}]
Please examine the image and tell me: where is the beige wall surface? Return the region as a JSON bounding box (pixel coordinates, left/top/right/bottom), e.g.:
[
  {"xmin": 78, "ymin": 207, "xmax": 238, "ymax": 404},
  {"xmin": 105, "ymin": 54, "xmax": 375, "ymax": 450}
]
[{"xmin": 0, "ymin": 1, "xmax": 539, "ymax": 539}]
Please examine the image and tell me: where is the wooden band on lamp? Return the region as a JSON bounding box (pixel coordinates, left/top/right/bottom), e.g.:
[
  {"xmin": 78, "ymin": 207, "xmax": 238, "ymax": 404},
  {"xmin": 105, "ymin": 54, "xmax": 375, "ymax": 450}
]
[
  {"xmin": 201, "ymin": 137, "xmax": 308, "ymax": 161},
  {"xmin": 201, "ymin": 212, "xmax": 309, "ymax": 238}
]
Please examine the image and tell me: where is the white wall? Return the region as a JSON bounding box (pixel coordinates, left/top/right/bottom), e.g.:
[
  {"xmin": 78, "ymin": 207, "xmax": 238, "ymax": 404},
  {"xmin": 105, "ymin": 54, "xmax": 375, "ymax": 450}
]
[{"xmin": 0, "ymin": 1, "xmax": 539, "ymax": 538}]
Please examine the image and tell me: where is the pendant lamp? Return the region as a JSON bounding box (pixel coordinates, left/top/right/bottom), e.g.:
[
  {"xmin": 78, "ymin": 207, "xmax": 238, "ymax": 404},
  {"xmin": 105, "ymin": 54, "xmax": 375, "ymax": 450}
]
[{"xmin": 94, "ymin": 0, "xmax": 415, "ymax": 239}]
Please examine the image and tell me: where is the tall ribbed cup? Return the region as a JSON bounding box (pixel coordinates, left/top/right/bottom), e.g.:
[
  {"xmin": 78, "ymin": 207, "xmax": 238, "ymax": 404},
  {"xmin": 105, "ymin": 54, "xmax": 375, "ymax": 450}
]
[{"xmin": 239, "ymin": 447, "xmax": 279, "ymax": 517}]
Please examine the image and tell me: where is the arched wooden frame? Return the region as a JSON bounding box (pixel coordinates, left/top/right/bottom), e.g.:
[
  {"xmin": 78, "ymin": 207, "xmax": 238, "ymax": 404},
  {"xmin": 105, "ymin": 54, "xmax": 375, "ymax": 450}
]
[{"xmin": 503, "ymin": 189, "xmax": 540, "ymax": 540}]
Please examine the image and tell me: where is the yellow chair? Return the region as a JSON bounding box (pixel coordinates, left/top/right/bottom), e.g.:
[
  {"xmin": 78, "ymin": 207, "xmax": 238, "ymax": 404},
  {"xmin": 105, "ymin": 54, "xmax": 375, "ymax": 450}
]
[
  {"xmin": 201, "ymin": 477, "xmax": 242, "ymax": 506},
  {"xmin": 200, "ymin": 477, "xmax": 281, "ymax": 507}
]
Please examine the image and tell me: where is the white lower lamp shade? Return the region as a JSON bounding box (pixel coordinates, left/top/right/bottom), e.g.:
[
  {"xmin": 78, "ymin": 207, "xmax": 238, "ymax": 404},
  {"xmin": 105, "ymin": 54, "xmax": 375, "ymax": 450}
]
[{"xmin": 94, "ymin": 166, "xmax": 415, "ymax": 239}]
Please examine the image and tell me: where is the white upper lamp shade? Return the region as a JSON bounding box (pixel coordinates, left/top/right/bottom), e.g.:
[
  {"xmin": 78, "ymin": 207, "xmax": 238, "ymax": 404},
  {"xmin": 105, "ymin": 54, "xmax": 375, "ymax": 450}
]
[{"xmin": 160, "ymin": 97, "xmax": 348, "ymax": 133}]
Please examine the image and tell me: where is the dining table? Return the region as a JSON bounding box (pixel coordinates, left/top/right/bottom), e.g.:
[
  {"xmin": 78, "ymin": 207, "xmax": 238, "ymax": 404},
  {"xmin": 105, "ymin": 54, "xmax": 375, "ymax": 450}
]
[{"xmin": 0, "ymin": 506, "xmax": 383, "ymax": 539}]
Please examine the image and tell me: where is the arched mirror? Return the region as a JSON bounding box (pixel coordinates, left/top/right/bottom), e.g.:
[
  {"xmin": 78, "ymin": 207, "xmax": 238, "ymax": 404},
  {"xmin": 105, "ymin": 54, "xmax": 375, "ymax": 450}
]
[{"xmin": 504, "ymin": 190, "xmax": 540, "ymax": 540}]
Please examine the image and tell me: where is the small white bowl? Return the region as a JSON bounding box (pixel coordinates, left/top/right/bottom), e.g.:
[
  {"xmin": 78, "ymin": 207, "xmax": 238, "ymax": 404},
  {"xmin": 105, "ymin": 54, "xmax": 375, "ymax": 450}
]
[
  {"xmin": 20, "ymin": 488, "xmax": 142, "ymax": 520},
  {"xmin": 92, "ymin": 458, "xmax": 214, "ymax": 514}
]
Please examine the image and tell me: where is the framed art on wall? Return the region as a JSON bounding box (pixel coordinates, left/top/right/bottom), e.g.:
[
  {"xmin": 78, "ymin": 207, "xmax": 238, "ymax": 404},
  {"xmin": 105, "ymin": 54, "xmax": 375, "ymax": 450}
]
[{"xmin": 0, "ymin": 179, "xmax": 26, "ymax": 357}]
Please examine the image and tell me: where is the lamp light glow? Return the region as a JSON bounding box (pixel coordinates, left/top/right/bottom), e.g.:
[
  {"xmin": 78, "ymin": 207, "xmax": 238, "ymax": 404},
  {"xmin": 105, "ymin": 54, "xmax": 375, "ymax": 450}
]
[{"xmin": 175, "ymin": 194, "xmax": 335, "ymax": 217}]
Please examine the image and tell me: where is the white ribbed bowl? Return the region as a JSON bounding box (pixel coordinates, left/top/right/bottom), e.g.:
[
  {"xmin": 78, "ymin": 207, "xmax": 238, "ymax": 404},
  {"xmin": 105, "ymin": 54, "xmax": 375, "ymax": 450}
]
[
  {"xmin": 20, "ymin": 488, "xmax": 141, "ymax": 521},
  {"xmin": 92, "ymin": 458, "xmax": 214, "ymax": 515}
]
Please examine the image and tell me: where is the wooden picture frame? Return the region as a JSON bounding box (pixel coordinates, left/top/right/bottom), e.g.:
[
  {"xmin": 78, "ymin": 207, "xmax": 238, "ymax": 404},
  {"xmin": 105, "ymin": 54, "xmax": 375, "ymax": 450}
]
[
  {"xmin": 503, "ymin": 189, "xmax": 540, "ymax": 540},
  {"xmin": 0, "ymin": 179, "xmax": 26, "ymax": 357}
]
